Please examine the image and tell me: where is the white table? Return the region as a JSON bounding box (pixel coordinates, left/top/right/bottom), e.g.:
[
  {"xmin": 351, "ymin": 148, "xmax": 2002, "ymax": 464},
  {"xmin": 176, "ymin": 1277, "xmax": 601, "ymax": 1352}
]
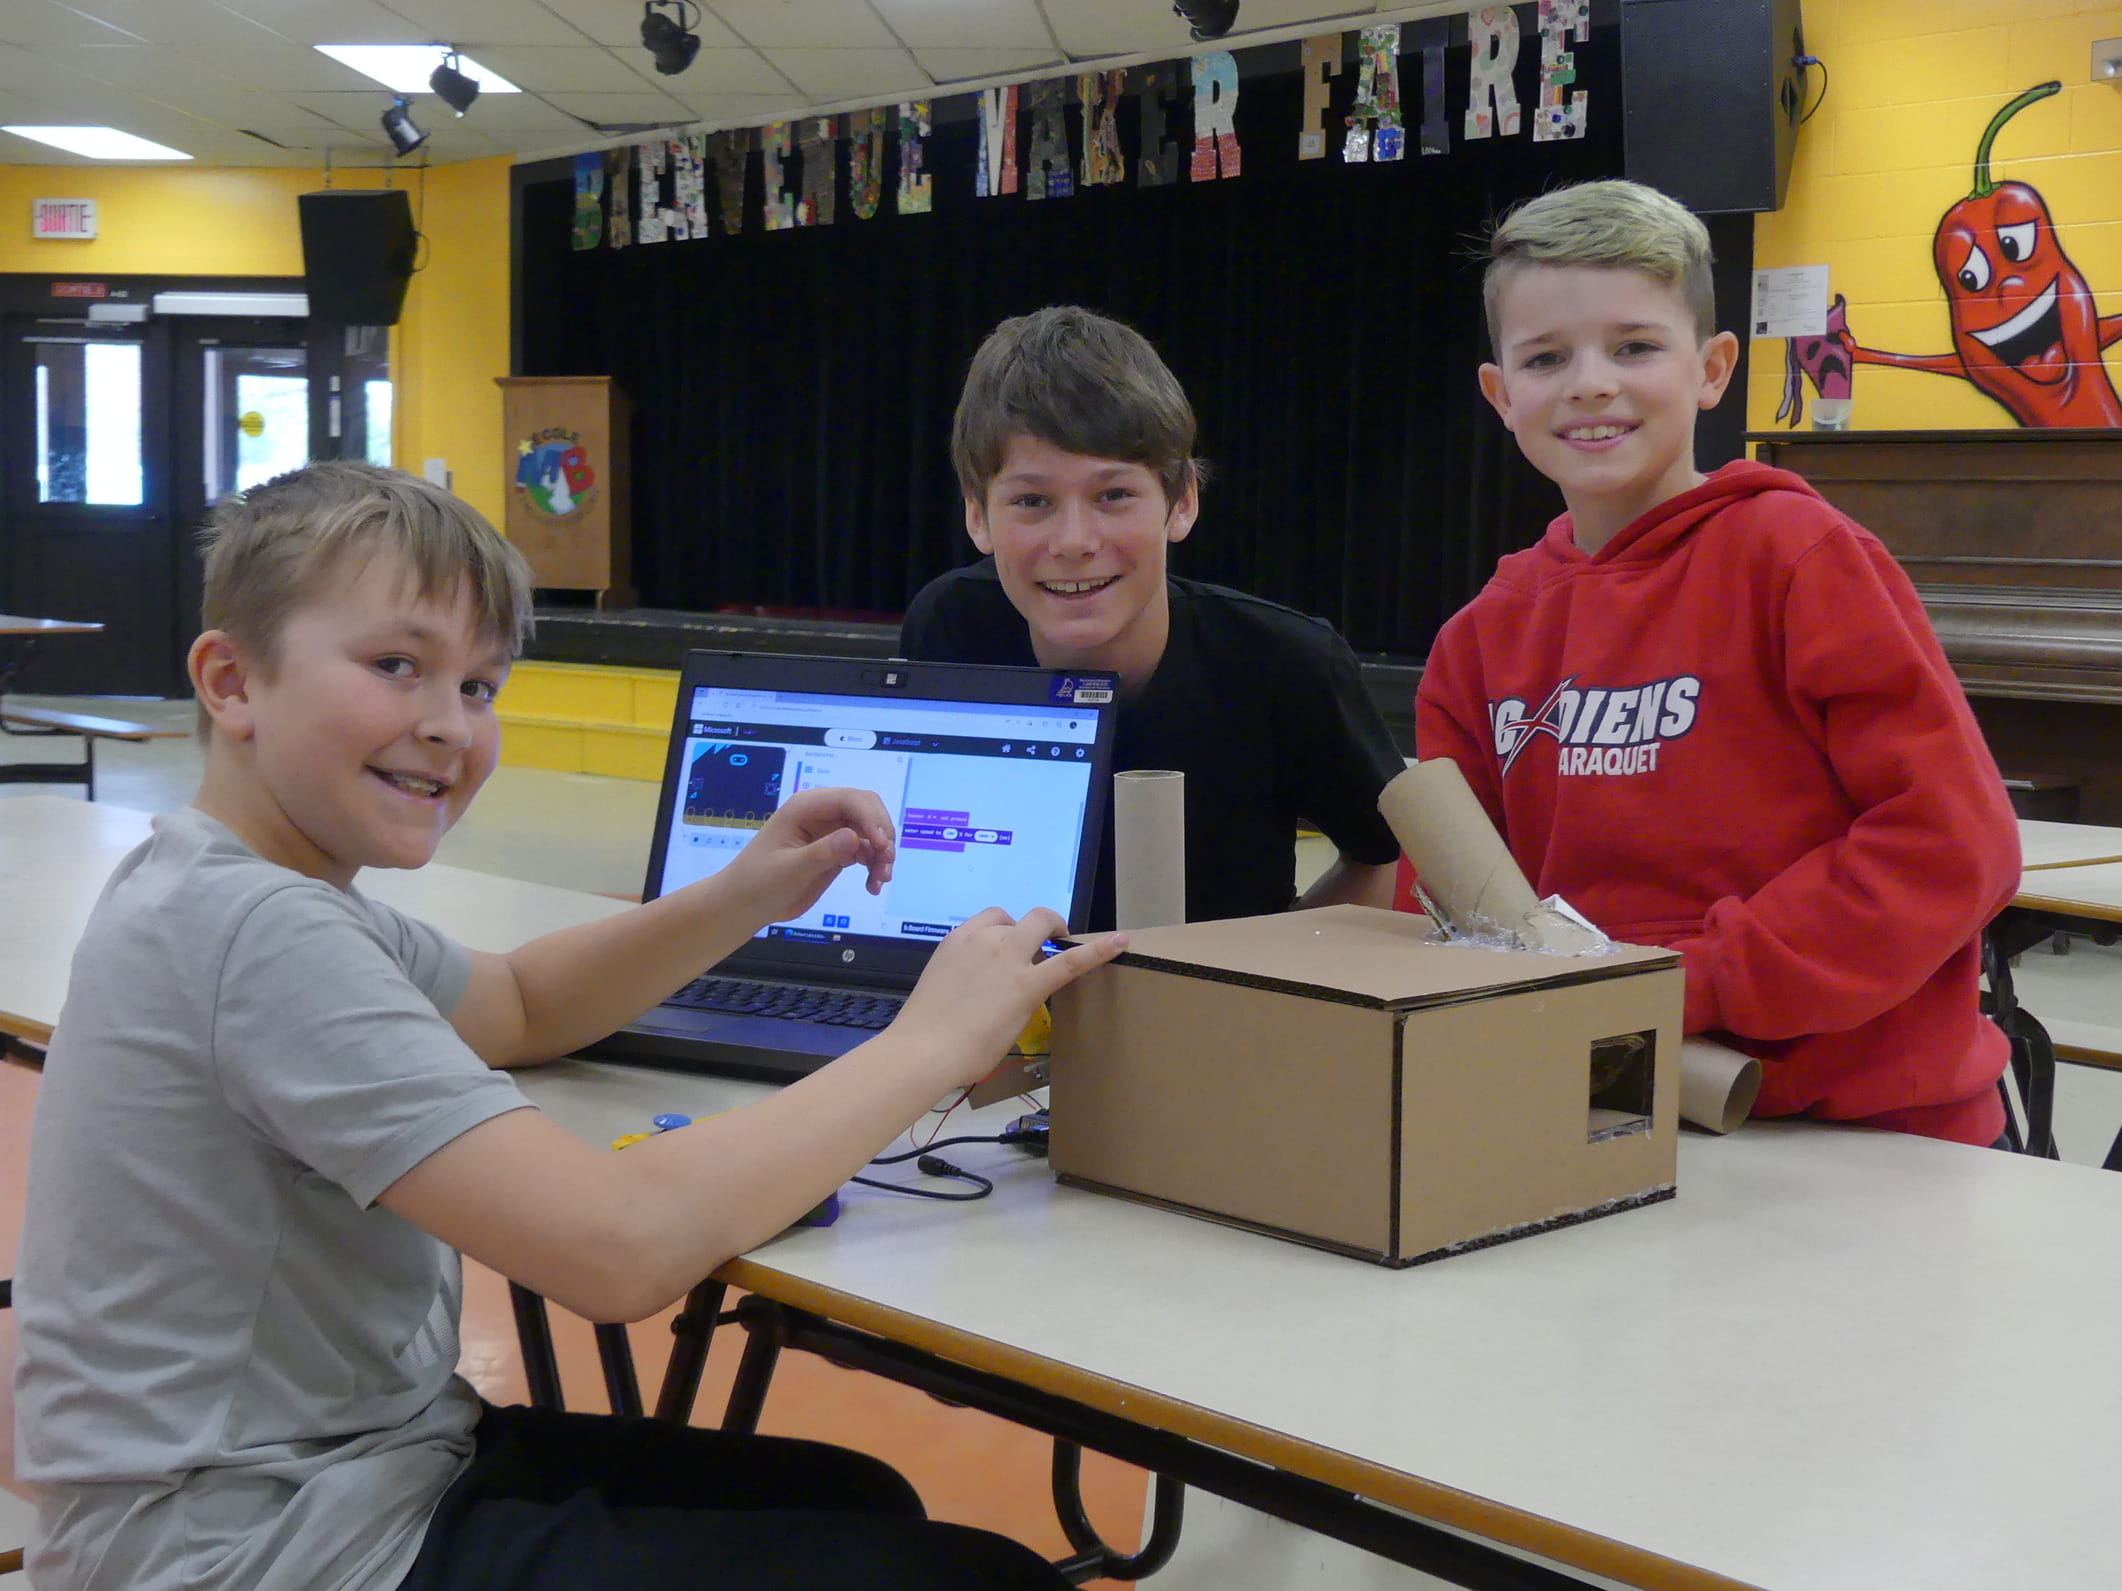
[
  {"xmin": 10, "ymin": 796, "xmax": 2122, "ymax": 1590},
  {"xmin": 2018, "ymin": 818, "xmax": 2122, "ymax": 873}
]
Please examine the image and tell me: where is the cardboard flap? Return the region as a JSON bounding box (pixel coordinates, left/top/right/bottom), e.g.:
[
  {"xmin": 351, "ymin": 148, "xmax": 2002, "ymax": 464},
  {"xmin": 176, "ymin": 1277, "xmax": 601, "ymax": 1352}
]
[{"xmin": 1074, "ymin": 904, "xmax": 1678, "ymax": 1009}]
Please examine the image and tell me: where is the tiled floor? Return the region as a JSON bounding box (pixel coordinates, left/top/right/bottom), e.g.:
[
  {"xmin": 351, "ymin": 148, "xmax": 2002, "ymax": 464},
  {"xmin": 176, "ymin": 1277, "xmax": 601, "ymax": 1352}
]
[{"xmin": 5, "ymin": 698, "xmax": 2122, "ymax": 1586}]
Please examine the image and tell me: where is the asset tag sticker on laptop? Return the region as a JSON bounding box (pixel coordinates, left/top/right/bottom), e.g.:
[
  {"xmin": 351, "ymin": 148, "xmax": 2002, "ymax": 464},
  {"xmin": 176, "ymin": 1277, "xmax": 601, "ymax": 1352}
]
[{"xmin": 1052, "ymin": 676, "xmax": 1114, "ymax": 705}]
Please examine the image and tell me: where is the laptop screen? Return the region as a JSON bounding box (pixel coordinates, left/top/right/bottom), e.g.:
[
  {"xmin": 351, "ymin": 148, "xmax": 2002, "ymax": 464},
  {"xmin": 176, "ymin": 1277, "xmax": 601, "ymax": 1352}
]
[{"xmin": 644, "ymin": 652, "xmax": 1117, "ymax": 987}]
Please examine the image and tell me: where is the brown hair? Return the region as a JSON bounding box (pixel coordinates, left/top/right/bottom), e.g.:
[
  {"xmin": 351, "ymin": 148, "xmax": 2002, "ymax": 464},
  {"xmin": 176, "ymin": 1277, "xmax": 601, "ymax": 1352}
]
[
  {"xmin": 1483, "ymin": 180, "xmax": 1718, "ymax": 351},
  {"xmin": 951, "ymin": 306, "xmax": 1201, "ymax": 508},
  {"xmin": 197, "ymin": 461, "xmax": 533, "ymax": 730}
]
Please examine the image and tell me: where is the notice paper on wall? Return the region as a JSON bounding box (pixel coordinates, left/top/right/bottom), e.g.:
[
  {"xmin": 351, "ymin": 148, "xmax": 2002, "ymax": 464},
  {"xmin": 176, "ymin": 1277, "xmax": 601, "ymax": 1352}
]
[{"xmin": 1749, "ymin": 264, "xmax": 1830, "ymax": 339}]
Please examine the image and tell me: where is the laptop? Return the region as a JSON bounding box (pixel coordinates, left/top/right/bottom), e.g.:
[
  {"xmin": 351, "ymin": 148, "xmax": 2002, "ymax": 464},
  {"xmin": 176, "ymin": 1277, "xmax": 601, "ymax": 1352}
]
[{"xmin": 583, "ymin": 650, "xmax": 1119, "ymax": 1082}]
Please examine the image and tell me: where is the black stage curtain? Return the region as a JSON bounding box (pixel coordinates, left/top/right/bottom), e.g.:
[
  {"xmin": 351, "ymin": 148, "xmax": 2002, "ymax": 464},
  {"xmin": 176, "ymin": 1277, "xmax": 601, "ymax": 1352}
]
[{"xmin": 519, "ymin": 17, "xmax": 1655, "ymax": 657}]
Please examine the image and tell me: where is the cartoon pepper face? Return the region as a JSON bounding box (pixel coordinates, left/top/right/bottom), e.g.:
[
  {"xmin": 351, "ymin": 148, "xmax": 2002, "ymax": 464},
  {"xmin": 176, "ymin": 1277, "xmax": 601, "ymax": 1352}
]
[{"xmin": 1933, "ymin": 182, "xmax": 2107, "ymax": 419}]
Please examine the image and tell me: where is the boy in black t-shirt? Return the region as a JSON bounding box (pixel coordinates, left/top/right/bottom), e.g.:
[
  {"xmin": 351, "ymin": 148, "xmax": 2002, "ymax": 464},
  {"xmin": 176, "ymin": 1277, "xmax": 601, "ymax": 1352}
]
[{"xmin": 899, "ymin": 306, "xmax": 1404, "ymax": 930}]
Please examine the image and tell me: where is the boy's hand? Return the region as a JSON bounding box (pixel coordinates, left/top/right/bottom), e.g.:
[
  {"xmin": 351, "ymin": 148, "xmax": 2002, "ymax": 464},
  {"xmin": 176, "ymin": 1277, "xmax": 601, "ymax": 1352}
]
[
  {"xmin": 719, "ymin": 787, "xmax": 897, "ymax": 925},
  {"xmin": 891, "ymin": 907, "xmax": 1129, "ymax": 1088}
]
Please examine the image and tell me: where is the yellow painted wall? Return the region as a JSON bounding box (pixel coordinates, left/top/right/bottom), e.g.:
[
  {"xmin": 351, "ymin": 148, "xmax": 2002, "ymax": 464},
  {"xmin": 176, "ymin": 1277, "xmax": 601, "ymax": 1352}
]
[
  {"xmin": 1749, "ymin": 0, "xmax": 2122, "ymax": 431},
  {"xmin": 0, "ymin": 159, "xmax": 514, "ymax": 519}
]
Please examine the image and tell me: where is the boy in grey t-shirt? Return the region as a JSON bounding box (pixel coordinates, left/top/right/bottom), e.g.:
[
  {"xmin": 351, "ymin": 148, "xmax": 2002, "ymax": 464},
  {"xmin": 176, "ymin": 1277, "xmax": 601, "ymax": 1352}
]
[{"xmin": 12, "ymin": 462, "xmax": 1123, "ymax": 1591}]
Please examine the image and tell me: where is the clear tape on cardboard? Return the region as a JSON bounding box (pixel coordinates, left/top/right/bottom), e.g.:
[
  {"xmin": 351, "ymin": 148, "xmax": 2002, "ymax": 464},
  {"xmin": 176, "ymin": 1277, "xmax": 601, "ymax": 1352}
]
[
  {"xmin": 1379, "ymin": 760, "xmax": 1608, "ymax": 955},
  {"xmin": 1678, "ymin": 1038, "xmax": 1761, "ymax": 1135}
]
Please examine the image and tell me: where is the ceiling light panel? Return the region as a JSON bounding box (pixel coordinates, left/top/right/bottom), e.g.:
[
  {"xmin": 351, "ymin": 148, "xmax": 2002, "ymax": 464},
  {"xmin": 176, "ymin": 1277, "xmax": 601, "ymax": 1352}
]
[
  {"xmin": 3, "ymin": 123, "xmax": 192, "ymax": 158},
  {"xmin": 315, "ymin": 46, "xmax": 523, "ymax": 95}
]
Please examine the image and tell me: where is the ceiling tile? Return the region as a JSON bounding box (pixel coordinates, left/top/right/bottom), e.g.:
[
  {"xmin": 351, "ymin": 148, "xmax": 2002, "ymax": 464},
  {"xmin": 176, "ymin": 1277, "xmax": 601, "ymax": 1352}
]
[
  {"xmin": 912, "ymin": 46, "xmax": 1064, "ymax": 84},
  {"xmin": 761, "ymin": 46, "xmax": 927, "ymax": 102},
  {"xmin": 53, "ymin": 0, "xmax": 282, "ymax": 46},
  {"xmin": 208, "ymin": 0, "xmax": 436, "ymax": 47},
  {"xmin": 371, "ymin": 0, "xmax": 591, "ymax": 48},
  {"xmin": 157, "ymin": 42, "xmax": 410, "ymax": 91},
  {"xmin": 704, "ymin": 0, "xmax": 896, "ymax": 51},
  {"xmin": 665, "ymin": 89, "xmax": 809, "ymax": 125},
  {"xmin": 541, "ymin": 89, "xmax": 694, "ymax": 124},
  {"xmin": 28, "ymin": 43, "xmax": 232, "ymax": 92},
  {"xmin": 870, "ymin": 0, "xmax": 1051, "ymax": 51},
  {"xmin": 649, "ymin": 47, "xmax": 791, "ymax": 96},
  {"xmin": 1, "ymin": 2, "xmax": 145, "ymax": 46},
  {"xmin": 422, "ymin": 94, "xmax": 588, "ymax": 132},
  {"xmin": 534, "ymin": 0, "xmax": 744, "ymax": 50},
  {"xmin": 459, "ymin": 44, "xmax": 656, "ymax": 92}
]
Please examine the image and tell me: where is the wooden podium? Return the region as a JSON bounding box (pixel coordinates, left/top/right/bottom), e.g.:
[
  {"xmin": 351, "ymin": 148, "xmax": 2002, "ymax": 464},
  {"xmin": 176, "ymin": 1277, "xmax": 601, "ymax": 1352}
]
[{"xmin": 495, "ymin": 376, "xmax": 634, "ymax": 607}]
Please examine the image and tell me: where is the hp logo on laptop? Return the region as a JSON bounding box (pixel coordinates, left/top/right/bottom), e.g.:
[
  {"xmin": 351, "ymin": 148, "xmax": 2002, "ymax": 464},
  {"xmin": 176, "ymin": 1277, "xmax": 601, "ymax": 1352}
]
[{"xmin": 841, "ymin": 948, "xmax": 856, "ymax": 963}]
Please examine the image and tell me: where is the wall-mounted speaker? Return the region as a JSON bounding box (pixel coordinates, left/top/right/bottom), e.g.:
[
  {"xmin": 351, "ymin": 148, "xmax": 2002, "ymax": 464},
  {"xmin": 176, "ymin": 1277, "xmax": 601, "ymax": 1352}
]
[
  {"xmin": 298, "ymin": 189, "xmax": 418, "ymax": 325},
  {"xmin": 1621, "ymin": 0, "xmax": 1808, "ymax": 215}
]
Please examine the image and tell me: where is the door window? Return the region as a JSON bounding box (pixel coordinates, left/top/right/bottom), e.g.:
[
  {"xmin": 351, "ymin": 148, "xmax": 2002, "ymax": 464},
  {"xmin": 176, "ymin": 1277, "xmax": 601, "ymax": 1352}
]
[
  {"xmin": 28, "ymin": 337, "xmax": 144, "ymax": 506},
  {"xmin": 202, "ymin": 343, "xmax": 307, "ymax": 501}
]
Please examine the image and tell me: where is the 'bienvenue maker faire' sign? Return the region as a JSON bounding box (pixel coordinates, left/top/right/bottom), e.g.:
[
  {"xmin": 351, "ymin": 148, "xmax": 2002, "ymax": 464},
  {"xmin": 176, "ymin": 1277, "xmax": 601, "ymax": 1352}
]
[{"xmin": 571, "ymin": 2, "xmax": 1593, "ymax": 249}]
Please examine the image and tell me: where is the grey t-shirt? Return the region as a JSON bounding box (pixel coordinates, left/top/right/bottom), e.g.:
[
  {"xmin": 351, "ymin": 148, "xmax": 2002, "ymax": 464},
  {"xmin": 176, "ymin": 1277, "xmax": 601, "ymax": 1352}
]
[{"xmin": 13, "ymin": 807, "xmax": 530, "ymax": 1591}]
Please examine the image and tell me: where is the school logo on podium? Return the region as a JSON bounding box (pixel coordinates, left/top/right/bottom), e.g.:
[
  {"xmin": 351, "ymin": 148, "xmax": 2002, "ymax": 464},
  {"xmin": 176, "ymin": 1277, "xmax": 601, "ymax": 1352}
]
[{"xmin": 514, "ymin": 427, "xmax": 597, "ymax": 517}]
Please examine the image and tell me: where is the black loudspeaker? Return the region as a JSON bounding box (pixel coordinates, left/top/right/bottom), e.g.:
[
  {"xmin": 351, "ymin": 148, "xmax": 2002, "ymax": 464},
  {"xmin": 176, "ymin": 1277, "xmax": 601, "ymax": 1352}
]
[
  {"xmin": 298, "ymin": 189, "xmax": 417, "ymax": 325},
  {"xmin": 1621, "ymin": 0, "xmax": 1807, "ymax": 214}
]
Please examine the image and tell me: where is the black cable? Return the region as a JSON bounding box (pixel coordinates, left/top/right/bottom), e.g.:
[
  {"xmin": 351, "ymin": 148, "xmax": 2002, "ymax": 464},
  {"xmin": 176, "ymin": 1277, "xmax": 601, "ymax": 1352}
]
[
  {"xmin": 867, "ymin": 1130, "xmax": 1037, "ymax": 1167},
  {"xmin": 851, "ymin": 1155, "xmax": 994, "ymax": 1202},
  {"xmin": 1797, "ymin": 55, "xmax": 1829, "ymax": 125}
]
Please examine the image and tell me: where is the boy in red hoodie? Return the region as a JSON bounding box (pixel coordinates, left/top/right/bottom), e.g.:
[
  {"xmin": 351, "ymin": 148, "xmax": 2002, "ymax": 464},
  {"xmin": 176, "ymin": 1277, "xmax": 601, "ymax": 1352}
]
[{"xmin": 1416, "ymin": 180, "xmax": 2019, "ymax": 1145}]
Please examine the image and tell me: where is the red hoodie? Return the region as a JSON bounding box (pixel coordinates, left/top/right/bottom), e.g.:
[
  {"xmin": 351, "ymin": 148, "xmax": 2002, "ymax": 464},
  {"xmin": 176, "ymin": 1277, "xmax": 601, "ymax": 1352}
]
[{"xmin": 1416, "ymin": 461, "xmax": 2017, "ymax": 1144}]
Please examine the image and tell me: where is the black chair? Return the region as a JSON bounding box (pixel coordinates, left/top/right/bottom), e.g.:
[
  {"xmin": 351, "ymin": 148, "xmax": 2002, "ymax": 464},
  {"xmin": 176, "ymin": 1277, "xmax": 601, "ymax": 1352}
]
[{"xmin": 1982, "ymin": 929, "xmax": 2059, "ymax": 1159}]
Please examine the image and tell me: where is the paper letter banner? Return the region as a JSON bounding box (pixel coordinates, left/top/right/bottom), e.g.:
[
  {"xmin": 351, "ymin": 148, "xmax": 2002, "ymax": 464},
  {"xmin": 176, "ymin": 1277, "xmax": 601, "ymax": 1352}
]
[
  {"xmin": 761, "ymin": 123, "xmax": 796, "ymax": 229},
  {"xmin": 1347, "ymin": 23, "xmax": 1405, "ymax": 162},
  {"xmin": 978, "ymin": 85, "xmax": 1021, "ymax": 197},
  {"xmin": 1298, "ymin": 35, "xmax": 1340, "ymax": 160},
  {"xmin": 1534, "ymin": 0, "xmax": 1590, "ymax": 142},
  {"xmin": 1466, "ymin": 5, "xmax": 1523, "ymax": 139},
  {"xmin": 797, "ymin": 117, "xmax": 836, "ymax": 225},
  {"xmin": 571, "ymin": 152, "xmax": 603, "ymax": 250},
  {"xmin": 1026, "ymin": 78, "xmax": 1073, "ymax": 199},
  {"xmin": 604, "ymin": 148, "xmax": 631, "ymax": 247},
  {"xmin": 897, "ymin": 101, "xmax": 933, "ymax": 214},
  {"xmin": 1080, "ymin": 70, "xmax": 1125, "ymax": 185},
  {"xmin": 1133, "ymin": 64, "xmax": 1179, "ymax": 187},
  {"xmin": 1408, "ymin": 17, "xmax": 1451, "ymax": 155},
  {"xmin": 635, "ymin": 141, "xmax": 667, "ymax": 243},
  {"xmin": 848, "ymin": 107, "xmax": 884, "ymax": 219},
  {"xmin": 675, "ymin": 134, "xmax": 708, "ymax": 238},
  {"xmin": 1189, "ymin": 51, "xmax": 1240, "ymax": 181},
  {"xmin": 705, "ymin": 129, "xmax": 746, "ymax": 235}
]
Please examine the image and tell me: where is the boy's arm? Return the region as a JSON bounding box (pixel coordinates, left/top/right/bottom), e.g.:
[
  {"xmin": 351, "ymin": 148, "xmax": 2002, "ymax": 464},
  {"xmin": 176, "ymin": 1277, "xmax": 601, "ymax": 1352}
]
[
  {"xmin": 445, "ymin": 788, "xmax": 897, "ymax": 1066},
  {"xmin": 382, "ymin": 910, "xmax": 1126, "ymax": 1322},
  {"xmin": 1667, "ymin": 531, "xmax": 2019, "ymax": 1039}
]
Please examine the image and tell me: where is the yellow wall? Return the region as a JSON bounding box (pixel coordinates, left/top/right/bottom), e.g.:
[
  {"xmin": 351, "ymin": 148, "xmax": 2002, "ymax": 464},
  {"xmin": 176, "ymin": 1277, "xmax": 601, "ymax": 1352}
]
[
  {"xmin": 1749, "ymin": 0, "xmax": 2122, "ymax": 431},
  {"xmin": 0, "ymin": 159, "xmax": 514, "ymax": 520}
]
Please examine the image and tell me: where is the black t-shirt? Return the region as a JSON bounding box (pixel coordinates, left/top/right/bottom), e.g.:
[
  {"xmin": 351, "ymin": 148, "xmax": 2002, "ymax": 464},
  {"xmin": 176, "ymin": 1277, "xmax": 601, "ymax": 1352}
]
[{"xmin": 899, "ymin": 562, "xmax": 1405, "ymax": 930}]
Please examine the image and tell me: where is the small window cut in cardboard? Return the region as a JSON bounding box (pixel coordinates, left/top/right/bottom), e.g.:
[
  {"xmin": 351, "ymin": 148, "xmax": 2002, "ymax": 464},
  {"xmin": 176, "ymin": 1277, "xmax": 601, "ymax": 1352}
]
[{"xmin": 1588, "ymin": 1030, "xmax": 1655, "ymax": 1143}]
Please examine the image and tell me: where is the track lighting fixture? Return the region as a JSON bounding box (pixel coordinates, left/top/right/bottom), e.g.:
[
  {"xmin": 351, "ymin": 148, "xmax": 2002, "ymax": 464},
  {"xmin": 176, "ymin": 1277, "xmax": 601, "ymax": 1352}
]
[
  {"xmin": 1172, "ymin": 0, "xmax": 1239, "ymax": 42},
  {"xmin": 380, "ymin": 96, "xmax": 427, "ymax": 156},
  {"xmin": 641, "ymin": 1, "xmax": 702, "ymax": 77},
  {"xmin": 429, "ymin": 50, "xmax": 480, "ymax": 116}
]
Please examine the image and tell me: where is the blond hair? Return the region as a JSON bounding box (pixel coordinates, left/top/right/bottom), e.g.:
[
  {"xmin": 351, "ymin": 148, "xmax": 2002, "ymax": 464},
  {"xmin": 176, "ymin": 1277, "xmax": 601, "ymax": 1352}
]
[
  {"xmin": 197, "ymin": 461, "xmax": 533, "ymax": 731},
  {"xmin": 1482, "ymin": 180, "xmax": 1718, "ymax": 351},
  {"xmin": 952, "ymin": 306, "xmax": 1201, "ymax": 509}
]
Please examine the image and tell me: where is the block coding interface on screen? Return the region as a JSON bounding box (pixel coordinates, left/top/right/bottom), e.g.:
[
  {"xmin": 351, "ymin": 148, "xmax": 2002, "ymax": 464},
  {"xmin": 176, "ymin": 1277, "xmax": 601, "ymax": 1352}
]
[{"xmin": 658, "ymin": 685, "xmax": 1098, "ymax": 947}]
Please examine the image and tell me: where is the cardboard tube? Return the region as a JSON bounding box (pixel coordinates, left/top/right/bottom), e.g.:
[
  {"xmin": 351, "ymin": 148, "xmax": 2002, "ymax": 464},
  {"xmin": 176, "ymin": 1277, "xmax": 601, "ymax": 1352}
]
[
  {"xmin": 1378, "ymin": 760, "xmax": 1604, "ymax": 953},
  {"xmin": 1113, "ymin": 769, "xmax": 1185, "ymax": 929},
  {"xmin": 1679, "ymin": 1038, "xmax": 1761, "ymax": 1134}
]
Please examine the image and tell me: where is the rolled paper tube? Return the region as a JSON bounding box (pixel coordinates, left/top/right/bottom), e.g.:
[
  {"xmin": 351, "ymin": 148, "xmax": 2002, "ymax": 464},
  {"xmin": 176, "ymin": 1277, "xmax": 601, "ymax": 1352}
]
[
  {"xmin": 1378, "ymin": 760, "xmax": 1604, "ymax": 953},
  {"xmin": 1678, "ymin": 1038, "xmax": 1762, "ymax": 1135},
  {"xmin": 1113, "ymin": 768, "xmax": 1185, "ymax": 929}
]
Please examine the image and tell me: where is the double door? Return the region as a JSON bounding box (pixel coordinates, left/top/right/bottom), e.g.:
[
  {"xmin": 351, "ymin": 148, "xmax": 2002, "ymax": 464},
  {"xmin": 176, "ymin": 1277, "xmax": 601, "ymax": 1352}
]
[{"xmin": 0, "ymin": 314, "xmax": 389, "ymax": 696}]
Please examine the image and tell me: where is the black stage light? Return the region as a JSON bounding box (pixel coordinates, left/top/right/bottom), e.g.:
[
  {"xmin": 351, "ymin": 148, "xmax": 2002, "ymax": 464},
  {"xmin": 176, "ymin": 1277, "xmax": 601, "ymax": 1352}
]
[
  {"xmin": 641, "ymin": 1, "xmax": 701, "ymax": 76},
  {"xmin": 381, "ymin": 96, "xmax": 427, "ymax": 156},
  {"xmin": 1172, "ymin": 0, "xmax": 1239, "ymax": 41},
  {"xmin": 429, "ymin": 51, "xmax": 480, "ymax": 117}
]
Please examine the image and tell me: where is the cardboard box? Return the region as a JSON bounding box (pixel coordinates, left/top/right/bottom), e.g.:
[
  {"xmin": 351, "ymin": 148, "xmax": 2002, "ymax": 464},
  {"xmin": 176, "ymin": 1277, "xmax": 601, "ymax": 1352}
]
[{"xmin": 1049, "ymin": 905, "xmax": 1684, "ymax": 1267}]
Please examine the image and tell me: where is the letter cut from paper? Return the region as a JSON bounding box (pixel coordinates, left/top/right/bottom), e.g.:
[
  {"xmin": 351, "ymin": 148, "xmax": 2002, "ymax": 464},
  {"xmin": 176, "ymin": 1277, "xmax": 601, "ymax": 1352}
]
[
  {"xmin": 797, "ymin": 117, "xmax": 836, "ymax": 225},
  {"xmin": 1466, "ymin": 6, "xmax": 1522, "ymax": 139},
  {"xmin": 1534, "ymin": 0, "xmax": 1590, "ymax": 141},
  {"xmin": 635, "ymin": 141, "xmax": 667, "ymax": 243},
  {"xmin": 898, "ymin": 100, "xmax": 933, "ymax": 213},
  {"xmin": 978, "ymin": 85, "xmax": 1021, "ymax": 197},
  {"xmin": 848, "ymin": 107, "xmax": 885, "ymax": 219},
  {"xmin": 762, "ymin": 123, "xmax": 796, "ymax": 230},
  {"xmin": 707, "ymin": 129, "xmax": 747, "ymax": 235},
  {"xmin": 604, "ymin": 147, "xmax": 631, "ymax": 247},
  {"xmin": 1190, "ymin": 51, "xmax": 1240, "ymax": 180},
  {"xmin": 1026, "ymin": 78, "xmax": 1073, "ymax": 199},
  {"xmin": 1299, "ymin": 35, "xmax": 1340, "ymax": 160},
  {"xmin": 675, "ymin": 134, "xmax": 709, "ymax": 237},
  {"xmin": 1133, "ymin": 64, "xmax": 1179, "ymax": 187},
  {"xmin": 1346, "ymin": 23, "xmax": 1405, "ymax": 162},
  {"xmin": 1079, "ymin": 70, "xmax": 1126, "ymax": 185},
  {"xmin": 1408, "ymin": 17, "xmax": 1451, "ymax": 155},
  {"xmin": 571, "ymin": 152, "xmax": 603, "ymax": 249}
]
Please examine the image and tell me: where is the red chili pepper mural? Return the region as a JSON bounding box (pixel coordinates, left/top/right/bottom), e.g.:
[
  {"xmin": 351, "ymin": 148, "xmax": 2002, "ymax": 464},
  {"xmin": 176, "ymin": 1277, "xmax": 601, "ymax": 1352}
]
[{"xmin": 1781, "ymin": 81, "xmax": 2122, "ymax": 429}]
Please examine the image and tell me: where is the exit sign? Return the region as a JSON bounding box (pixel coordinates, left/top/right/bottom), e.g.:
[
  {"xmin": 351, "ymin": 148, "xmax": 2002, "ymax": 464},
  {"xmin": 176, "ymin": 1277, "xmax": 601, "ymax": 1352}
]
[{"xmin": 32, "ymin": 199, "xmax": 97, "ymax": 239}]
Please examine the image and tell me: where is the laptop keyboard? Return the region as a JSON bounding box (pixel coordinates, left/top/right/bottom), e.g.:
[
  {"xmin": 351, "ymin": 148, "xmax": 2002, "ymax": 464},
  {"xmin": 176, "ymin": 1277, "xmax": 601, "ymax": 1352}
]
[{"xmin": 666, "ymin": 976, "xmax": 903, "ymax": 1031}]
